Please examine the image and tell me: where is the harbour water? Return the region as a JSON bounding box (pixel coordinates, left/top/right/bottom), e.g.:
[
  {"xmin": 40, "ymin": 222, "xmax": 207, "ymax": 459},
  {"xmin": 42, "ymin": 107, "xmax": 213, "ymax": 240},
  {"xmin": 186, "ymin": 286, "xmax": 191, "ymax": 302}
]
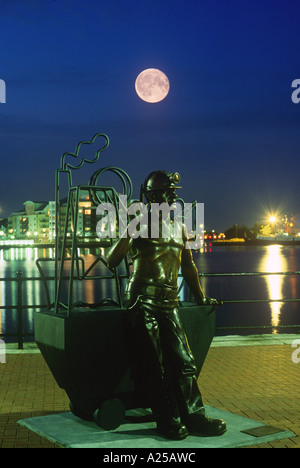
[
  {"xmin": 0, "ymin": 244, "xmax": 300, "ymax": 341},
  {"xmin": 195, "ymin": 244, "xmax": 300, "ymax": 335}
]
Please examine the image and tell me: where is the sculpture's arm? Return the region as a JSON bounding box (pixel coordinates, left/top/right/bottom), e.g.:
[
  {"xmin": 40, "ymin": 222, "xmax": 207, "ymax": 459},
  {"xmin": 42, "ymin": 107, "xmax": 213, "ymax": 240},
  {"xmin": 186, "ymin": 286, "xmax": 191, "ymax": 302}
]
[
  {"xmin": 181, "ymin": 246, "xmax": 206, "ymax": 304},
  {"xmin": 181, "ymin": 228, "xmax": 222, "ymax": 305},
  {"xmin": 106, "ymin": 236, "xmax": 133, "ymax": 269}
]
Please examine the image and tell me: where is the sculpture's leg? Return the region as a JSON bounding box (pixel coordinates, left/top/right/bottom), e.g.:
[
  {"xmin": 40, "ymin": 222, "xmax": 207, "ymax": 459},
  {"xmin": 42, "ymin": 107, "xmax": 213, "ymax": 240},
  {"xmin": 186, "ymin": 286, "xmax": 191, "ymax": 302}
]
[
  {"xmin": 176, "ymin": 375, "xmax": 227, "ymax": 436},
  {"xmin": 127, "ymin": 305, "xmax": 188, "ymax": 440},
  {"xmin": 159, "ymin": 310, "xmax": 227, "ymax": 437}
]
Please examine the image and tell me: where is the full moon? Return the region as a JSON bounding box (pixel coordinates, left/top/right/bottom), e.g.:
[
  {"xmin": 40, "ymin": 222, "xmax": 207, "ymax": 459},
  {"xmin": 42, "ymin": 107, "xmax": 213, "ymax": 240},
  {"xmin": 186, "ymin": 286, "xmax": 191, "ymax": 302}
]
[{"xmin": 135, "ymin": 68, "xmax": 170, "ymax": 103}]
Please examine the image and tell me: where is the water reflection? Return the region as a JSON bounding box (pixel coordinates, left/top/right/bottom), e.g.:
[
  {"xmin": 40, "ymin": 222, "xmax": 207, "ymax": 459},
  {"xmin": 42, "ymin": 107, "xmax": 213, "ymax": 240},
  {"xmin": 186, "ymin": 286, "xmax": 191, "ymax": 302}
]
[
  {"xmin": 260, "ymin": 245, "xmax": 287, "ymax": 332},
  {"xmin": 1, "ymin": 245, "xmax": 299, "ymax": 340}
]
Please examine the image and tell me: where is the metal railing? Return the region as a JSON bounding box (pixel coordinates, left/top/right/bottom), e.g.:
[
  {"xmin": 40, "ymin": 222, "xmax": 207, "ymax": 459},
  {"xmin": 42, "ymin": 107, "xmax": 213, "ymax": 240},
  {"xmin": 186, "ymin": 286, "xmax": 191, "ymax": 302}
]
[
  {"xmin": 1, "ymin": 270, "xmax": 300, "ymax": 349},
  {"xmin": 0, "ymin": 261, "xmax": 129, "ymax": 348},
  {"xmin": 198, "ymin": 271, "xmax": 300, "ymax": 333},
  {"xmin": 0, "ymin": 271, "xmax": 50, "ymax": 349}
]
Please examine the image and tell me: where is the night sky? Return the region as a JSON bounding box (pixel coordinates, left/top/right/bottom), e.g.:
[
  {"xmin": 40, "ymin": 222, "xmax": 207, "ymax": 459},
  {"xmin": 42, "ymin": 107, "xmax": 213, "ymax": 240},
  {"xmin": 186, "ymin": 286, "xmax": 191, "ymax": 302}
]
[{"xmin": 0, "ymin": 0, "xmax": 300, "ymax": 232}]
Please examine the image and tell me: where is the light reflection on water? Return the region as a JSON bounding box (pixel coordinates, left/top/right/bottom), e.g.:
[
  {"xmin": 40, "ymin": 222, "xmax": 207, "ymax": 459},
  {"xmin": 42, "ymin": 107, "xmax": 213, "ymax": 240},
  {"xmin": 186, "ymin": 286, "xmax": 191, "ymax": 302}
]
[
  {"xmin": 259, "ymin": 245, "xmax": 288, "ymax": 333},
  {"xmin": 0, "ymin": 245, "xmax": 300, "ymax": 340},
  {"xmin": 194, "ymin": 244, "xmax": 300, "ymax": 335}
]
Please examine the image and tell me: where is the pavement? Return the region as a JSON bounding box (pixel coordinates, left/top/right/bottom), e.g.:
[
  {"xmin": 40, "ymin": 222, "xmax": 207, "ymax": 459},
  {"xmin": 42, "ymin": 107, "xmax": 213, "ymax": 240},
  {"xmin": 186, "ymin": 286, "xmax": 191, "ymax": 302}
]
[{"xmin": 0, "ymin": 334, "xmax": 300, "ymax": 448}]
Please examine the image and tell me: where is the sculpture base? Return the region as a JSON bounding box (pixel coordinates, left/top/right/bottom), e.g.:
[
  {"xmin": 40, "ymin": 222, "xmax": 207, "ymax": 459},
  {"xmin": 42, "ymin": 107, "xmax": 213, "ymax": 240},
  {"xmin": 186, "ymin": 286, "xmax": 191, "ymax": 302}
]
[
  {"xmin": 34, "ymin": 303, "xmax": 216, "ymax": 429},
  {"xmin": 17, "ymin": 406, "xmax": 296, "ymax": 448}
]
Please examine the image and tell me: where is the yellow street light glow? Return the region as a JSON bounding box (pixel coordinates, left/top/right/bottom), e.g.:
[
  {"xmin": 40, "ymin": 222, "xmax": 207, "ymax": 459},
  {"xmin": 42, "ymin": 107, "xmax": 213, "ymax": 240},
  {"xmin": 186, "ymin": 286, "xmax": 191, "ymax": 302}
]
[{"xmin": 269, "ymin": 216, "xmax": 277, "ymax": 223}]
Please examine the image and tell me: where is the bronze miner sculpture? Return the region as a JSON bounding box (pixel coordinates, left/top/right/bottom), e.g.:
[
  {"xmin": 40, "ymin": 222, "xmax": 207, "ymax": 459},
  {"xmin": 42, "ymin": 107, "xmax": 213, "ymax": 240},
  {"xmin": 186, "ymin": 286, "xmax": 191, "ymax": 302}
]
[
  {"xmin": 106, "ymin": 170, "xmax": 226, "ymax": 440},
  {"xmin": 34, "ymin": 134, "xmax": 225, "ymax": 441}
]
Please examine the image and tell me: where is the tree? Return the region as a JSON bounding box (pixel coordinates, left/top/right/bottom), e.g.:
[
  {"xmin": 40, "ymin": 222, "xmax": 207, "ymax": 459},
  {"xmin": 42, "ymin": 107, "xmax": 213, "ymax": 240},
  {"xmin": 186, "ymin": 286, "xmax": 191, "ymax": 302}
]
[{"xmin": 224, "ymin": 224, "xmax": 256, "ymax": 239}]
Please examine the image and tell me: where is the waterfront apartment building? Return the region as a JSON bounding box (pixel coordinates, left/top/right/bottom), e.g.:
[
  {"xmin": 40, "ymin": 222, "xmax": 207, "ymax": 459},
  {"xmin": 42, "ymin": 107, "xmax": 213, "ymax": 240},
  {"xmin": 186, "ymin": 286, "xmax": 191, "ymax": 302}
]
[
  {"xmin": 7, "ymin": 201, "xmax": 56, "ymax": 242},
  {"xmin": 6, "ymin": 194, "xmax": 99, "ymax": 242}
]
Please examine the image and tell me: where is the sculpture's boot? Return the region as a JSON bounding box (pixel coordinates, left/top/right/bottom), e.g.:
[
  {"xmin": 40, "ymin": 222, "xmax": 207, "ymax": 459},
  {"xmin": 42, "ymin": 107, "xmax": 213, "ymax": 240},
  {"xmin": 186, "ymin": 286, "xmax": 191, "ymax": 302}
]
[
  {"xmin": 176, "ymin": 376, "xmax": 227, "ymax": 436},
  {"xmin": 156, "ymin": 416, "xmax": 189, "ymax": 440}
]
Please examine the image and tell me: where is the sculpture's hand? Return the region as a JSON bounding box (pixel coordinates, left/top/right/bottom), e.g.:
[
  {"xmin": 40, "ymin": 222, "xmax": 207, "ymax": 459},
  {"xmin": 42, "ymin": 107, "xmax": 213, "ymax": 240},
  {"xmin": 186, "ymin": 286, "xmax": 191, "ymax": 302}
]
[{"xmin": 197, "ymin": 297, "xmax": 223, "ymax": 306}]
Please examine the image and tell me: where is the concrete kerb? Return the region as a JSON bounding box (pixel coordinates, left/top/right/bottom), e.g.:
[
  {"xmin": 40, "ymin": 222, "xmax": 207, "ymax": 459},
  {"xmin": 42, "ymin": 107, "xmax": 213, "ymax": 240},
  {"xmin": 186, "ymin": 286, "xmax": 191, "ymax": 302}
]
[{"xmin": 2, "ymin": 333, "xmax": 300, "ymax": 354}]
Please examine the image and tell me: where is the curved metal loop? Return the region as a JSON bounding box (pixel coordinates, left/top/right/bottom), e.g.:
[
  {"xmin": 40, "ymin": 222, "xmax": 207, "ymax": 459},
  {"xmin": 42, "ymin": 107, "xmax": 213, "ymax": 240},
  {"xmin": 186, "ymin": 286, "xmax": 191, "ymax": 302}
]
[
  {"xmin": 89, "ymin": 166, "xmax": 133, "ymax": 200},
  {"xmin": 60, "ymin": 133, "xmax": 109, "ymax": 170}
]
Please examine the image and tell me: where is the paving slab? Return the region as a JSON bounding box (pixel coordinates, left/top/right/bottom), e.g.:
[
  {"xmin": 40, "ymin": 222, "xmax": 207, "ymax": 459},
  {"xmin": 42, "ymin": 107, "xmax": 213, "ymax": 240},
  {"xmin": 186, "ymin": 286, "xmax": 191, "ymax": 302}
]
[{"xmin": 211, "ymin": 333, "xmax": 300, "ymax": 347}]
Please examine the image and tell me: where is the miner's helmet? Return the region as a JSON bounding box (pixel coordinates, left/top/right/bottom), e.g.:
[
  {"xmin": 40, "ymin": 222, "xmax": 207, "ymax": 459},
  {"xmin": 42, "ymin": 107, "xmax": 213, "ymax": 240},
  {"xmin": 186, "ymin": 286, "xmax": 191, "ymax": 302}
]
[{"xmin": 141, "ymin": 170, "xmax": 181, "ymax": 202}]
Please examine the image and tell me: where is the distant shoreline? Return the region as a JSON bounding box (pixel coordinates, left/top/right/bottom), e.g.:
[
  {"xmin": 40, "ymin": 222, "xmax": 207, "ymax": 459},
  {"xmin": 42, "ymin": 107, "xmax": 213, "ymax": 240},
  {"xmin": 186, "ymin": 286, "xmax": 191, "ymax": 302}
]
[
  {"xmin": 212, "ymin": 239, "xmax": 300, "ymax": 246},
  {"xmin": 0, "ymin": 240, "xmax": 110, "ymax": 250},
  {"xmin": 1, "ymin": 239, "xmax": 300, "ymax": 250}
]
